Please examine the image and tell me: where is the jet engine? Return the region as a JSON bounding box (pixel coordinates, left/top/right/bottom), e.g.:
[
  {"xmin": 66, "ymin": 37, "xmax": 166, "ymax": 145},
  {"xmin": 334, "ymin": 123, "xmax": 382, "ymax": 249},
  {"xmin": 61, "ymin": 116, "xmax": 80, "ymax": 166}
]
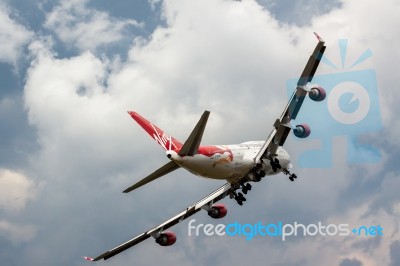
[
  {"xmin": 207, "ymin": 204, "xmax": 227, "ymax": 219},
  {"xmin": 155, "ymin": 231, "xmax": 176, "ymax": 246},
  {"xmin": 293, "ymin": 124, "xmax": 311, "ymax": 138},
  {"xmin": 308, "ymin": 86, "xmax": 326, "ymax": 101}
]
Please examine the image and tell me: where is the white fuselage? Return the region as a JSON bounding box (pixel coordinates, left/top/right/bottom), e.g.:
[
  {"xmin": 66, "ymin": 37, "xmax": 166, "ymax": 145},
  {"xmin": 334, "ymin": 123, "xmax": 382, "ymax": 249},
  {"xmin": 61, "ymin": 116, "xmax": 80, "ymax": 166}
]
[{"xmin": 167, "ymin": 141, "xmax": 291, "ymax": 183}]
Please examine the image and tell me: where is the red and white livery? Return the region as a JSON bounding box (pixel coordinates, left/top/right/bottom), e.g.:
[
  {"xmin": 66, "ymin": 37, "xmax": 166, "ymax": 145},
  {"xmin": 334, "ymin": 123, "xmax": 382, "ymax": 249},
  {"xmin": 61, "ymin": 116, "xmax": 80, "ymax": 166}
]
[{"xmin": 86, "ymin": 33, "xmax": 327, "ymax": 261}]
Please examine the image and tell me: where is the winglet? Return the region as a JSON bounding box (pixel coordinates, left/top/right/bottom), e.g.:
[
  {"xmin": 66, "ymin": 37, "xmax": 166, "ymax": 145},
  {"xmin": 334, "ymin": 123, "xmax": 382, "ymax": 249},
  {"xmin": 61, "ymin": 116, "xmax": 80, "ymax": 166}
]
[
  {"xmin": 83, "ymin": 256, "xmax": 94, "ymax": 262},
  {"xmin": 313, "ymin": 32, "xmax": 324, "ymax": 43}
]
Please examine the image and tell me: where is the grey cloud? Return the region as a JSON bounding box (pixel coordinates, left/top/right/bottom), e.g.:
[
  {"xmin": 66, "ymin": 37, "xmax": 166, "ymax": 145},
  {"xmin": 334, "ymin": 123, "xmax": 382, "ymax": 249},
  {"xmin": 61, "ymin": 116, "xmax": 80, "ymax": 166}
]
[
  {"xmin": 257, "ymin": 0, "xmax": 342, "ymax": 26},
  {"xmin": 351, "ymin": 235, "xmax": 382, "ymax": 254},
  {"xmin": 0, "ymin": 96, "xmax": 38, "ymax": 169},
  {"xmin": 43, "ymin": 0, "xmax": 143, "ymax": 51},
  {"xmin": 390, "ymin": 240, "xmax": 400, "ymax": 266},
  {"xmin": 0, "ymin": 3, "xmax": 33, "ymax": 65},
  {"xmin": 0, "ymin": 0, "xmax": 399, "ymax": 265},
  {"xmin": 339, "ymin": 258, "xmax": 363, "ymax": 266}
]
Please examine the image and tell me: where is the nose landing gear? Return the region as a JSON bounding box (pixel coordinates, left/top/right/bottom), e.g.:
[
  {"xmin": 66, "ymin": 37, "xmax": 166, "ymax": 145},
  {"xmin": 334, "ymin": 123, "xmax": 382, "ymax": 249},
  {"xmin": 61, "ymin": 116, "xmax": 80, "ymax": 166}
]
[{"xmin": 283, "ymin": 168, "xmax": 297, "ymax": 182}]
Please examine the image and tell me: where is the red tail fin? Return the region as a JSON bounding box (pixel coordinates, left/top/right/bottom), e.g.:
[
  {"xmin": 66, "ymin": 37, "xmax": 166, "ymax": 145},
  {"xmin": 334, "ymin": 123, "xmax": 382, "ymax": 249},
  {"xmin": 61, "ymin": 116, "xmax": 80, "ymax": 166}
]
[{"xmin": 128, "ymin": 111, "xmax": 183, "ymax": 151}]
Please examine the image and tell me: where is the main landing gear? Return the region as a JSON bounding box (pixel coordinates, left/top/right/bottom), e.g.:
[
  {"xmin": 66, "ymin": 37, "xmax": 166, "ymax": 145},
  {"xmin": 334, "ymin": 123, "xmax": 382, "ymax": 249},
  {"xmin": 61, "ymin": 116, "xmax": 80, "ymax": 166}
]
[
  {"xmin": 270, "ymin": 157, "xmax": 281, "ymax": 172},
  {"xmin": 233, "ymin": 191, "xmax": 246, "ymax": 206},
  {"xmin": 231, "ymin": 182, "xmax": 252, "ymax": 205},
  {"xmin": 241, "ymin": 182, "xmax": 252, "ymax": 194},
  {"xmin": 230, "ymin": 157, "xmax": 299, "ymax": 205}
]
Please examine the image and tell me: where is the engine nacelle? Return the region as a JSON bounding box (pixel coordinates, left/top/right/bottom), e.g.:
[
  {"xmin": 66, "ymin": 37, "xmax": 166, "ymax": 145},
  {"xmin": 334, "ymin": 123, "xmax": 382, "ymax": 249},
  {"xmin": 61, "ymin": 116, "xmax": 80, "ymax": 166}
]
[
  {"xmin": 155, "ymin": 231, "xmax": 176, "ymax": 246},
  {"xmin": 309, "ymin": 86, "xmax": 326, "ymax": 101},
  {"xmin": 208, "ymin": 204, "xmax": 227, "ymax": 219},
  {"xmin": 293, "ymin": 124, "xmax": 311, "ymax": 138}
]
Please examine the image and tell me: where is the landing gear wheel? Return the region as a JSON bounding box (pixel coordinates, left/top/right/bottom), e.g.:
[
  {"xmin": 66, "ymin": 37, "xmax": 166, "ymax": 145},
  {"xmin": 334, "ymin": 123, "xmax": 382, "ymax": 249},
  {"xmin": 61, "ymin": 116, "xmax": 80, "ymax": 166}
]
[
  {"xmin": 238, "ymin": 192, "xmax": 246, "ymax": 201},
  {"xmin": 270, "ymin": 157, "xmax": 282, "ymax": 172},
  {"xmin": 274, "ymin": 158, "xmax": 282, "ymax": 169},
  {"xmin": 233, "ymin": 180, "xmax": 253, "ymax": 206},
  {"xmin": 241, "ymin": 181, "xmax": 252, "ymax": 194},
  {"xmin": 253, "ymin": 172, "xmax": 262, "ymax": 182},
  {"xmin": 259, "ymin": 170, "xmax": 266, "ymax": 178},
  {"xmin": 234, "ymin": 195, "xmax": 243, "ymax": 206},
  {"xmin": 282, "ymin": 167, "xmax": 297, "ymax": 182}
]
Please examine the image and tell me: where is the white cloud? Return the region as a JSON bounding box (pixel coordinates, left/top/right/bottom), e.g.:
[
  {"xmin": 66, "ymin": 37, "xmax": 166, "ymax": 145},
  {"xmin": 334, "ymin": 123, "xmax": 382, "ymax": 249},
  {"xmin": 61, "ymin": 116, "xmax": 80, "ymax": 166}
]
[
  {"xmin": 149, "ymin": 0, "xmax": 162, "ymax": 11},
  {"xmin": 257, "ymin": 0, "xmax": 342, "ymax": 26},
  {"xmin": 43, "ymin": 0, "xmax": 143, "ymax": 51},
  {"xmin": 0, "ymin": 220, "xmax": 36, "ymax": 244},
  {"xmin": 20, "ymin": 0, "xmax": 400, "ymax": 265},
  {"xmin": 25, "ymin": 0, "xmax": 301, "ymax": 181},
  {"xmin": 0, "ymin": 3, "xmax": 33, "ymax": 65},
  {"xmin": 0, "ymin": 169, "xmax": 37, "ymax": 245},
  {"xmin": 24, "ymin": 37, "xmax": 143, "ymax": 177},
  {"xmin": 0, "ymin": 169, "xmax": 37, "ymax": 212}
]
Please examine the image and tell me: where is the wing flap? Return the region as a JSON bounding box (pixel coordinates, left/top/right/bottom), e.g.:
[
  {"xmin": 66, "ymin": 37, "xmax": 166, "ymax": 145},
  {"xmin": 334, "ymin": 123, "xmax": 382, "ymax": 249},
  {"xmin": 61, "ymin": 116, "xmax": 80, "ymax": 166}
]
[{"xmin": 93, "ymin": 233, "xmax": 150, "ymax": 261}]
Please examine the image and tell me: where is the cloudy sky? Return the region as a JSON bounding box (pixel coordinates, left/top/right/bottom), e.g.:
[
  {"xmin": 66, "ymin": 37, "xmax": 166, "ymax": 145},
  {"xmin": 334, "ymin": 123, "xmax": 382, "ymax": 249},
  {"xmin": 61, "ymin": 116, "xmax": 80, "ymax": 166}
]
[{"xmin": 1, "ymin": 0, "xmax": 400, "ymax": 265}]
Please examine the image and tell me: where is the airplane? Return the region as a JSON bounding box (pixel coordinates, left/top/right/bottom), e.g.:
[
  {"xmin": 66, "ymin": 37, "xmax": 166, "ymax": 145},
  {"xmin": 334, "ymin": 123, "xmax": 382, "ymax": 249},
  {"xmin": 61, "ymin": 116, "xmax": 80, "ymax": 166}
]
[{"xmin": 84, "ymin": 32, "xmax": 327, "ymax": 261}]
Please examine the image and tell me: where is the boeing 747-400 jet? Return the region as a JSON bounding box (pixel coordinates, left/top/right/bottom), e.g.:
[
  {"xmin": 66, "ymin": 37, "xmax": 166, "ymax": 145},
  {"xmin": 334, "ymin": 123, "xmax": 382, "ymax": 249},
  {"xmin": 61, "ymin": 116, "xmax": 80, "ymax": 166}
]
[{"xmin": 85, "ymin": 32, "xmax": 327, "ymax": 261}]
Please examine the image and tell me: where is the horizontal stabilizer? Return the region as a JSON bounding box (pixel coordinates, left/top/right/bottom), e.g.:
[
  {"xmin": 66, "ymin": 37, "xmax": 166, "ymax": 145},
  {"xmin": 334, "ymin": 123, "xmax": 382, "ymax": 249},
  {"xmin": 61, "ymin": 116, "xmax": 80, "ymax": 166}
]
[
  {"xmin": 123, "ymin": 161, "xmax": 180, "ymax": 193},
  {"xmin": 178, "ymin": 111, "xmax": 210, "ymax": 156}
]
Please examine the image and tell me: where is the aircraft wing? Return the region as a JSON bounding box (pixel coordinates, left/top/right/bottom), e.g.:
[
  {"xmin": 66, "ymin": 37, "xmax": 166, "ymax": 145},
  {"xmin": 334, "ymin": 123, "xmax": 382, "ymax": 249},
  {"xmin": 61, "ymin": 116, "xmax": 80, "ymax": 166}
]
[
  {"xmin": 254, "ymin": 33, "xmax": 326, "ymax": 162},
  {"xmin": 88, "ymin": 183, "xmax": 232, "ymax": 261}
]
